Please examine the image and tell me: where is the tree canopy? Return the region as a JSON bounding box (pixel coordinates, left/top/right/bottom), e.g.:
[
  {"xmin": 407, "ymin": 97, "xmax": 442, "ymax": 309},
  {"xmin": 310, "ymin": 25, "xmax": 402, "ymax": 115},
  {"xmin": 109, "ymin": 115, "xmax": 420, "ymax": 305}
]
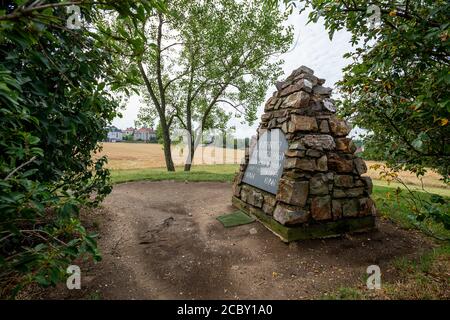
[
  {"xmin": 275, "ymin": 0, "xmax": 449, "ymax": 182},
  {"xmin": 102, "ymin": 0, "xmax": 293, "ymax": 170}
]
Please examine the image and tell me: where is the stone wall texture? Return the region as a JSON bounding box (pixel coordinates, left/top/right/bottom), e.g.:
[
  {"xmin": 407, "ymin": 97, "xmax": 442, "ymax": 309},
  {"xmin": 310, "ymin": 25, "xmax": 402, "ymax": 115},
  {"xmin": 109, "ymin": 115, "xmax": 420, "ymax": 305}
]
[{"xmin": 232, "ymin": 66, "xmax": 377, "ymax": 227}]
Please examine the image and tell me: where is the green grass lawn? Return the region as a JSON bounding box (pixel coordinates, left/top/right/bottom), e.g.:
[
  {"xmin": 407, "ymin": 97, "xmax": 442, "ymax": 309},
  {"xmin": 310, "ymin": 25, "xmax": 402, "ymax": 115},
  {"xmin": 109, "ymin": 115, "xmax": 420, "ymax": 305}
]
[
  {"xmin": 110, "ymin": 164, "xmax": 239, "ymax": 184},
  {"xmin": 111, "ymin": 164, "xmax": 449, "ymax": 196}
]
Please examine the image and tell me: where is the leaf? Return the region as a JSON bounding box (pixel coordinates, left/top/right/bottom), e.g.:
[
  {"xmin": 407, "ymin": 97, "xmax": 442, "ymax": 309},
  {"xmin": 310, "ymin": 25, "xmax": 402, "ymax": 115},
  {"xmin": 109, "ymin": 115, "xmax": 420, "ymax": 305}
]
[{"xmin": 34, "ymin": 275, "xmax": 50, "ymax": 286}]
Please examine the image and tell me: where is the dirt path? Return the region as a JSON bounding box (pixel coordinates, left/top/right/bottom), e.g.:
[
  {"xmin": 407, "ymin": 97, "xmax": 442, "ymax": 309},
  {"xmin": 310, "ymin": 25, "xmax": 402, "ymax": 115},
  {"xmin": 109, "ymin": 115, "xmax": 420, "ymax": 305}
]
[{"xmin": 41, "ymin": 181, "xmax": 434, "ymax": 300}]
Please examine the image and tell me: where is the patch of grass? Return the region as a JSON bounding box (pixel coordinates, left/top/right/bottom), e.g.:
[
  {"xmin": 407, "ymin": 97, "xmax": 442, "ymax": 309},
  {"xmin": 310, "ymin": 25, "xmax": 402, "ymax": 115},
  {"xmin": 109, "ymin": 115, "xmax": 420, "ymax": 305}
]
[
  {"xmin": 372, "ymin": 185, "xmax": 450, "ymax": 240},
  {"xmin": 86, "ymin": 290, "xmax": 102, "ymax": 300},
  {"xmin": 381, "ymin": 244, "xmax": 450, "ymax": 299},
  {"xmin": 322, "ymin": 287, "xmax": 364, "ymax": 300},
  {"xmin": 324, "ymin": 244, "xmax": 450, "ymax": 300},
  {"xmin": 110, "ymin": 164, "xmax": 239, "ymax": 184},
  {"xmin": 393, "ymin": 245, "xmax": 450, "ymax": 274},
  {"xmin": 372, "ymin": 179, "xmax": 449, "ymax": 197}
]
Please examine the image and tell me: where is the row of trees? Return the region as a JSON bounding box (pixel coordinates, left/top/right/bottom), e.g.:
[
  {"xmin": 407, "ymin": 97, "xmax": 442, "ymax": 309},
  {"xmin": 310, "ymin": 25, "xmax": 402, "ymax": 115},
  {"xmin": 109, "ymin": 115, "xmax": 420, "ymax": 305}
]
[{"xmin": 102, "ymin": 0, "xmax": 292, "ymax": 171}]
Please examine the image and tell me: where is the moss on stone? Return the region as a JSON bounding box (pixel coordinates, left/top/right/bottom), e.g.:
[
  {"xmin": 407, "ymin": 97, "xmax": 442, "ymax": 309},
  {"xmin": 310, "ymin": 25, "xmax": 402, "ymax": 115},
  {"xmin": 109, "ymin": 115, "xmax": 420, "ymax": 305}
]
[{"xmin": 232, "ymin": 196, "xmax": 375, "ymax": 242}]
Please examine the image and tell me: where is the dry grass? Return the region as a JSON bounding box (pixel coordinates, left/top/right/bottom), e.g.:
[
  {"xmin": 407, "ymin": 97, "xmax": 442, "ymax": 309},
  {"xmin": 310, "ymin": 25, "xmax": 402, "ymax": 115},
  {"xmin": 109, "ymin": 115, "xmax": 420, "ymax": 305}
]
[
  {"xmin": 97, "ymin": 142, "xmax": 448, "ymax": 191},
  {"xmin": 365, "ymin": 160, "xmax": 447, "ymax": 189},
  {"xmin": 325, "ymin": 245, "xmax": 450, "ymax": 300},
  {"xmin": 96, "ymin": 142, "xmax": 245, "ymax": 170}
]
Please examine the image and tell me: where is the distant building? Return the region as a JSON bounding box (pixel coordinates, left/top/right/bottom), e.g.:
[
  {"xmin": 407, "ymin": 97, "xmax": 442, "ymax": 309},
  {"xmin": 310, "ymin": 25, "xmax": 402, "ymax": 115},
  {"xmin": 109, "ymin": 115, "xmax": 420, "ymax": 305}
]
[
  {"xmin": 106, "ymin": 126, "xmax": 123, "ymax": 142},
  {"xmin": 124, "ymin": 127, "xmax": 135, "ymax": 136},
  {"xmin": 133, "ymin": 127, "xmax": 156, "ymax": 142}
]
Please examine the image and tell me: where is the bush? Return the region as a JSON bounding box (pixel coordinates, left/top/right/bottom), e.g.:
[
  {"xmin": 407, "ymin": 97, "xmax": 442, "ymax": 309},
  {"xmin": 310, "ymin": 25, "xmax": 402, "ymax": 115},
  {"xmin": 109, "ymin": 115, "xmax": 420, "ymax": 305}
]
[{"xmin": 0, "ymin": 3, "xmax": 119, "ymax": 297}]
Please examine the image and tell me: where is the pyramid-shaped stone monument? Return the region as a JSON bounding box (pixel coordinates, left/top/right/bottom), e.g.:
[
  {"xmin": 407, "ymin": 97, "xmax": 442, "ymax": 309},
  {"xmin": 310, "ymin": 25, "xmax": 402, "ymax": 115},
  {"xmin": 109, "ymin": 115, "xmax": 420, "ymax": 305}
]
[{"xmin": 232, "ymin": 66, "xmax": 377, "ymax": 242}]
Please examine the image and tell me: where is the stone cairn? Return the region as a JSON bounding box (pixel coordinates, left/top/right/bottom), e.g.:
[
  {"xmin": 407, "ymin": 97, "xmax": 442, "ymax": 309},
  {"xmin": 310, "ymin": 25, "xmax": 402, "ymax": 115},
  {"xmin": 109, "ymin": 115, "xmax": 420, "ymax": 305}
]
[{"xmin": 232, "ymin": 66, "xmax": 377, "ymax": 241}]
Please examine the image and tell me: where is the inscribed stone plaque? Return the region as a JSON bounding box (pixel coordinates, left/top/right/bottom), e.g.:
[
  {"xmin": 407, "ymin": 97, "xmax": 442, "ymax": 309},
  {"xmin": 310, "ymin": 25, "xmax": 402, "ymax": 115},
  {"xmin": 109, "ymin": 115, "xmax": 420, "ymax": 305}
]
[{"xmin": 242, "ymin": 129, "xmax": 288, "ymax": 194}]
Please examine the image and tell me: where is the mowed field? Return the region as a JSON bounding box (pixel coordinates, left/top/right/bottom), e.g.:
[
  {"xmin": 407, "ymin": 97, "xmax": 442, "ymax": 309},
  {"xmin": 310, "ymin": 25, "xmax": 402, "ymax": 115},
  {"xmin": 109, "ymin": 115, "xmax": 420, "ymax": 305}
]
[
  {"xmin": 97, "ymin": 142, "xmax": 448, "ymax": 191},
  {"xmin": 97, "ymin": 142, "xmax": 245, "ymax": 169}
]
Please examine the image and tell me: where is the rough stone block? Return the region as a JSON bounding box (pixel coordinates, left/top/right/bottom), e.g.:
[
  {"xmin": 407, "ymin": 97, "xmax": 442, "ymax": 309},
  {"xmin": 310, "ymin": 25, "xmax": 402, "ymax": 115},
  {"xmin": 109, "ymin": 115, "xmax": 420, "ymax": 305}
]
[
  {"xmin": 264, "ymin": 96, "xmax": 277, "ymax": 112},
  {"xmin": 311, "ymin": 196, "xmax": 332, "ymax": 221},
  {"xmin": 263, "ymin": 194, "xmax": 277, "ymax": 215},
  {"xmin": 233, "ymin": 184, "xmax": 241, "ymax": 197},
  {"xmin": 323, "ymin": 98, "xmax": 336, "ymax": 113},
  {"xmin": 327, "ymin": 154, "xmax": 353, "ymax": 173},
  {"xmin": 310, "ymin": 173, "xmax": 329, "ymax": 195},
  {"xmin": 334, "ymin": 175, "xmax": 354, "ymax": 188},
  {"xmin": 283, "ymin": 91, "xmax": 310, "ymax": 108},
  {"xmin": 240, "ymin": 189, "xmax": 248, "ymax": 202},
  {"xmin": 332, "ymin": 200, "xmax": 343, "ymax": 219},
  {"xmin": 335, "ymin": 138, "xmax": 356, "ymax": 153},
  {"xmin": 288, "ymin": 115, "xmax": 318, "ymax": 132},
  {"xmin": 285, "ymin": 150, "xmax": 306, "ymax": 158},
  {"xmin": 300, "ymin": 135, "xmax": 335, "ymax": 150},
  {"xmin": 276, "ymin": 179, "xmax": 309, "ymax": 207},
  {"xmin": 359, "ymin": 198, "xmax": 377, "ymax": 216},
  {"xmin": 319, "ymin": 120, "xmax": 330, "ymax": 133},
  {"xmin": 289, "ymin": 141, "xmax": 306, "ymax": 150},
  {"xmin": 333, "ymin": 189, "xmax": 346, "ymax": 198},
  {"xmin": 361, "ymin": 176, "xmax": 373, "ymax": 195},
  {"xmin": 284, "ymin": 157, "xmax": 315, "ymax": 171},
  {"xmin": 297, "ymin": 159, "xmax": 317, "ymax": 171},
  {"xmin": 342, "ymin": 199, "xmax": 360, "ymax": 217},
  {"xmin": 354, "ymin": 158, "xmax": 368, "ymax": 175},
  {"xmin": 273, "ymin": 204, "xmax": 310, "ymax": 225},
  {"xmin": 345, "ymin": 187, "xmax": 365, "ymax": 197},
  {"xmin": 313, "ymin": 85, "xmax": 332, "ymax": 96},
  {"xmin": 247, "ymin": 189, "xmax": 263, "ymax": 208},
  {"xmin": 292, "ymin": 65, "xmax": 314, "ymax": 76},
  {"xmin": 316, "ymin": 155, "xmax": 328, "ymax": 172},
  {"xmin": 334, "ymin": 187, "xmax": 365, "ymax": 198},
  {"xmin": 293, "ymin": 72, "xmax": 319, "ymax": 87},
  {"xmin": 306, "ymin": 149, "xmax": 323, "ymax": 158},
  {"xmin": 329, "ymin": 117, "xmax": 351, "ymax": 136},
  {"xmin": 280, "ymin": 80, "xmax": 312, "ymax": 96},
  {"xmin": 261, "ymin": 113, "xmax": 271, "ymax": 123}
]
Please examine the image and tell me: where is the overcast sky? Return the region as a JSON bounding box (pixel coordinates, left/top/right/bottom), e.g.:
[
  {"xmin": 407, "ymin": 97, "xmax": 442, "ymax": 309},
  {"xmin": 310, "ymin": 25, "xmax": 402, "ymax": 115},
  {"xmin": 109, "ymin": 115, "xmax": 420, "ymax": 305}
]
[{"xmin": 112, "ymin": 8, "xmax": 359, "ymax": 138}]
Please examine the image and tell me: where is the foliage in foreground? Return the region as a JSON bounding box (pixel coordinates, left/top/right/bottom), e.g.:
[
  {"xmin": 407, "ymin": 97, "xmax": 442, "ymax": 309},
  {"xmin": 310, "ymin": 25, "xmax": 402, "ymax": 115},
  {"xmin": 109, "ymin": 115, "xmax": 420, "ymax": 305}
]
[
  {"xmin": 293, "ymin": 0, "xmax": 450, "ymax": 182},
  {"xmin": 371, "ymin": 164, "xmax": 450, "ymax": 238},
  {"xmin": 267, "ymin": 0, "xmax": 450, "ymax": 180},
  {"xmin": 103, "ymin": 0, "xmax": 292, "ymax": 171},
  {"xmin": 0, "ymin": 1, "xmax": 163, "ymax": 297}
]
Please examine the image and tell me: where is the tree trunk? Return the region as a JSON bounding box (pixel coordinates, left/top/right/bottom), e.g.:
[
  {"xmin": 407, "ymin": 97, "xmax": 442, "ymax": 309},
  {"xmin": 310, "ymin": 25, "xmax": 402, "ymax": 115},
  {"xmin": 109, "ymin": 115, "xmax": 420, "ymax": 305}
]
[
  {"xmin": 184, "ymin": 135, "xmax": 194, "ymax": 171},
  {"xmin": 160, "ymin": 121, "xmax": 175, "ymax": 171}
]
